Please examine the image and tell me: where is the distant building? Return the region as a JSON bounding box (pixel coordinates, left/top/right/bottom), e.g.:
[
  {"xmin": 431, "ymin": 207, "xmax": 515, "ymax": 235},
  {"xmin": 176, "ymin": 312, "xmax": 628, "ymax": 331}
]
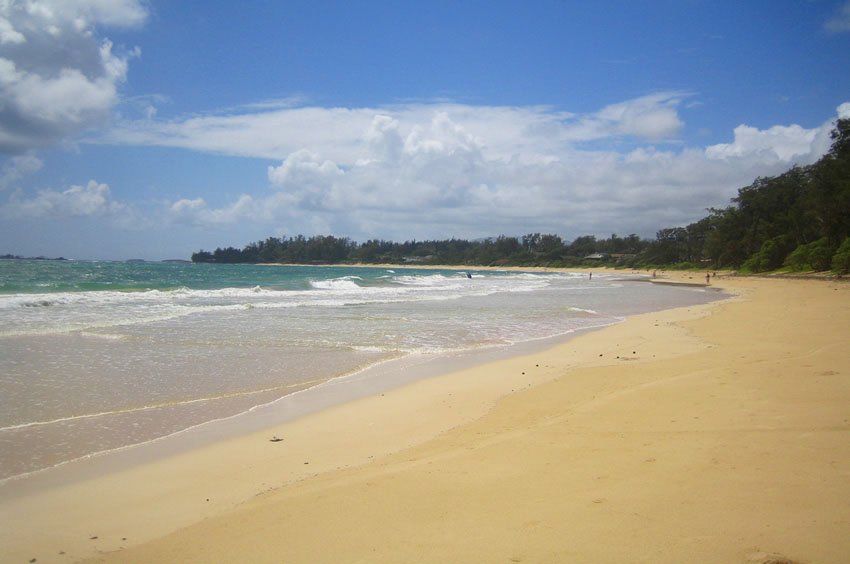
[{"xmin": 583, "ymin": 253, "xmax": 608, "ymax": 260}]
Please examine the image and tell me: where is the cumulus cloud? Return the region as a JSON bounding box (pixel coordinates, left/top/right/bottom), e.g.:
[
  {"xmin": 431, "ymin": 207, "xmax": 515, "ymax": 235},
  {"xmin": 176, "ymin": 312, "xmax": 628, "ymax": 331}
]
[
  {"xmin": 0, "ymin": 0, "xmax": 146, "ymax": 153},
  {"xmin": 1, "ymin": 179, "xmax": 125, "ymax": 217},
  {"xmin": 103, "ymin": 96, "xmax": 849, "ymax": 240},
  {"xmin": 264, "ymin": 112, "xmax": 490, "ymax": 215},
  {"xmin": 825, "ymin": 0, "xmax": 850, "ymax": 33},
  {"xmin": 267, "ymin": 150, "xmax": 344, "ymax": 193},
  {"xmin": 705, "ymin": 123, "xmax": 822, "ymax": 162}
]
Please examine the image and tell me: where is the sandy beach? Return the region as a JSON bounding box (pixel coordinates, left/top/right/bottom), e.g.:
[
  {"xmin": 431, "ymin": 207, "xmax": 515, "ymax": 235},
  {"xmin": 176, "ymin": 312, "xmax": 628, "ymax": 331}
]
[{"xmin": 2, "ymin": 272, "xmax": 849, "ymax": 563}]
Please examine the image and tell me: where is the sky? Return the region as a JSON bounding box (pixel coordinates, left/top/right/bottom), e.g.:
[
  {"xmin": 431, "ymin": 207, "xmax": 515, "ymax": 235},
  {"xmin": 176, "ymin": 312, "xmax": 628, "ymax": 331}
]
[{"xmin": 1, "ymin": 1, "xmax": 849, "ymax": 260}]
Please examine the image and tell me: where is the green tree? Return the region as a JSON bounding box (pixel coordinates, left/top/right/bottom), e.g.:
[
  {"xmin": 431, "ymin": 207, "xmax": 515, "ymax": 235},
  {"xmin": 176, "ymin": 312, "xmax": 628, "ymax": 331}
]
[
  {"xmin": 806, "ymin": 119, "xmax": 850, "ymax": 246},
  {"xmin": 742, "ymin": 235, "xmax": 792, "ymax": 272},
  {"xmin": 566, "ymin": 235, "xmax": 597, "ymax": 258}
]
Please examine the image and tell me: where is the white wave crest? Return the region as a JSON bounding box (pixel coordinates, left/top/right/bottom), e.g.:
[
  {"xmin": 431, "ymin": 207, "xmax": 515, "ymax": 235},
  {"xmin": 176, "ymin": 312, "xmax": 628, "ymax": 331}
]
[
  {"xmin": 568, "ymin": 307, "xmax": 599, "ymax": 315},
  {"xmin": 392, "ymin": 274, "xmax": 450, "ymax": 286},
  {"xmin": 310, "ymin": 277, "xmax": 363, "ymax": 290}
]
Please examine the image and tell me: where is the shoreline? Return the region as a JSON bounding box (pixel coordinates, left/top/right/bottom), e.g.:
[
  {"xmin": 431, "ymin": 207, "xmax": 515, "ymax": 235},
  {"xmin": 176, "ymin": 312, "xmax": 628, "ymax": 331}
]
[
  {"xmin": 0, "ymin": 267, "xmax": 698, "ymax": 486},
  {"xmin": 0, "ymin": 271, "xmax": 724, "ymax": 561},
  {"xmin": 0, "ymin": 270, "xmax": 699, "ymax": 488},
  {"xmin": 0, "ymin": 270, "xmax": 723, "ymax": 561},
  {"xmin": 0, "ymin": 264, "xmax": 596, "ymax": 483},
  {"xmin": 3, "ymin": 273, "xmax": 849, "ymax": 562},
  {"xmin": 0, "ymin": 319, "xmax": 621, "ymax": 493}
]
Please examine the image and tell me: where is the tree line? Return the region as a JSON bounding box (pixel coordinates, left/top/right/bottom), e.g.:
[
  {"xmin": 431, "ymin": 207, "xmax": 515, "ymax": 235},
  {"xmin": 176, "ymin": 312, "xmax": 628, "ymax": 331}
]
[
  {"xmin": 640, "ymin": 118, "xmax": 850, "ymax": 273},
  {"xmin": 193, "ymin": 119, "xmax": 850, "ymax": 274},
  {"xmin": 191, "ymin": 232, "xmax": 650, "ymax": 267}
]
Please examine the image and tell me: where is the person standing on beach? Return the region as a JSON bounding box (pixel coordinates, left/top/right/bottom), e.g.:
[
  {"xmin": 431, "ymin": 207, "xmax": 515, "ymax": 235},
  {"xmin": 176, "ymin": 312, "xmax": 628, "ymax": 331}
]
[{"xmin": 706, "ymin": 273, "xmax": 710, "ymax": 284}]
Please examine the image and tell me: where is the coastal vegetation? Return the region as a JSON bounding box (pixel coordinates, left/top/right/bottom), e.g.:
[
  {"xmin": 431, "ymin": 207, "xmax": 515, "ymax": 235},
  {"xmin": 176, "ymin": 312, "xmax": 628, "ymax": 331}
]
[{"xmin": 193, "ymin": 119, "xmax": 850, "ymax": 274}]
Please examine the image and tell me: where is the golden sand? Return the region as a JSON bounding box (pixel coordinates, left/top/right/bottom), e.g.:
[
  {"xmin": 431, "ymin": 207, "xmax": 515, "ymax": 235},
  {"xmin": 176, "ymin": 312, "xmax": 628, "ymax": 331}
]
[{"xmin": 2, "ymin": 273, "xmax": 848, "ymax": 563}]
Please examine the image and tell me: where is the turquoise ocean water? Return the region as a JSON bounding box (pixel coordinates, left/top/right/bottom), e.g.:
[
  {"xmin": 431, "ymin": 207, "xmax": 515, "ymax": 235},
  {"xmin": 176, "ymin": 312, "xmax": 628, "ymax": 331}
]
[{"xmin": 0, "ymin": 260, "xmax": 720, "ymax": 481}]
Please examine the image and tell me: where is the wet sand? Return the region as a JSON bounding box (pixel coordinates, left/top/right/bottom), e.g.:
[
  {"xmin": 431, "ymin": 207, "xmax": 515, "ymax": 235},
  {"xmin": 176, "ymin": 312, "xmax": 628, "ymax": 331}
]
[{"xmin": 2, "ymin": 272, "xmax": 849, "ymax": 563}]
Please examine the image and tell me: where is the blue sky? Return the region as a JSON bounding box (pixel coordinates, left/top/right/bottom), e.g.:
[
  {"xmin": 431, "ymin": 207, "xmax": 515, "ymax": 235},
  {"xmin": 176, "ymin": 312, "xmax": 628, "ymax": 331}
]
[{"xmin": 1, "ymin": 0, "xmax": 849, "ymax": 260}]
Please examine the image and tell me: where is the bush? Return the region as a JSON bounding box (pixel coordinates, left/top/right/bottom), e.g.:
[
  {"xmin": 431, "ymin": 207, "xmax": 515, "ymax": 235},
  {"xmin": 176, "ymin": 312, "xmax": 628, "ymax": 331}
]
[
  {"xmin": 809, "ymin": 239, "xmax": 837, "ymax": 271},
  {"xmin": 786, "ymin": 238, "xmax": 836, "ymax": 272},
  {"xmin": 743, "ymin": 235, "xmax": 792, "ymax": 272},
  {"xmin": 832, "ymin": 237, "xmax": 850, "ymax": 275},
  {"xmin": 785, "ymin": 244, "xmax": 811, "ymax": 271}
]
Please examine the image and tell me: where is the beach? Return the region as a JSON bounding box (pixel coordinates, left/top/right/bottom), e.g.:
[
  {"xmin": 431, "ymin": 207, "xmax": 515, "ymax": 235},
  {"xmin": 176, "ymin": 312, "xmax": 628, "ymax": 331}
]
[
  {"xmin": 0, "ymin": 264, "xmax": 713, "ymax": 482},
  {"xmin": 1, "ymin": 272, "xmax": 849, "ymax": 563}
]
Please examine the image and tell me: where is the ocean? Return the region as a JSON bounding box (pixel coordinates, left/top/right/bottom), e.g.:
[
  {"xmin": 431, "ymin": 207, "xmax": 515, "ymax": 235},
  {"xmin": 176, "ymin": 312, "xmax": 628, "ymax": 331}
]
[{"xmin": 0, "ymin": 260, "xmax": 720, "ymax": 482}]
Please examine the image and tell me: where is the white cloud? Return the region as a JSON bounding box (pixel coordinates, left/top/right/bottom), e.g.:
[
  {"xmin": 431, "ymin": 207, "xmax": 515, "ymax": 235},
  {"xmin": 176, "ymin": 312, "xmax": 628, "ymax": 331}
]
[
  {"xmin": 0, "ymin": 0, "xmax": 147, "ymax": 153},
  {"xmin": 267, "ymin": 149, "xmax": 344, "ymax": 192},
  {"xmin": 825, "ymin": 1, "xmax": 850, "ymax": 33},
  {"xmin": 1, "ymin": 179, "xmax": 125, "ymax": 217},
  {"xmin": 0, "ymin": 16, "xmax": 25, "ymax": 44},
  {"xmin": 167, "ymin": 194, "xmax": 259, "ymax": 227},
  {"xmin": 705, "ymin": 123, "xmax": 821, "ymax": 162},
  {"xmin": 704, "ymin": 102, "xmax": 850, "ymax": 164},
  {"xmin": 0, "ymin": 153, "xmax": 42, "ymax": 189},
  {"xmin": 100, "ymin": 92, "xmax": 690, "ymax": 162},
  {"xmin": 25, "ymin": 0, "xmax": 148, "ymax": 29},
  {"xmin": 264, "ymin": 112, "xmax": 489, "ymax": 215},
  {"xmin": 101, "ymin": 96, "xmax": 849, "ymax": 241},
  {"xmin": 586, "ymin": 92, "xmax": 686, "ymax": 140}
]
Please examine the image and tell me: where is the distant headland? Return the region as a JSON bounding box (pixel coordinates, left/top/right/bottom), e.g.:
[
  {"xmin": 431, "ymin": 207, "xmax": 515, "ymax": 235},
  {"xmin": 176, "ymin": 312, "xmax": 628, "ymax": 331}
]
[{"xmin": 1, "ymin": 254, "xmax": 68, "ymax": 261}]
